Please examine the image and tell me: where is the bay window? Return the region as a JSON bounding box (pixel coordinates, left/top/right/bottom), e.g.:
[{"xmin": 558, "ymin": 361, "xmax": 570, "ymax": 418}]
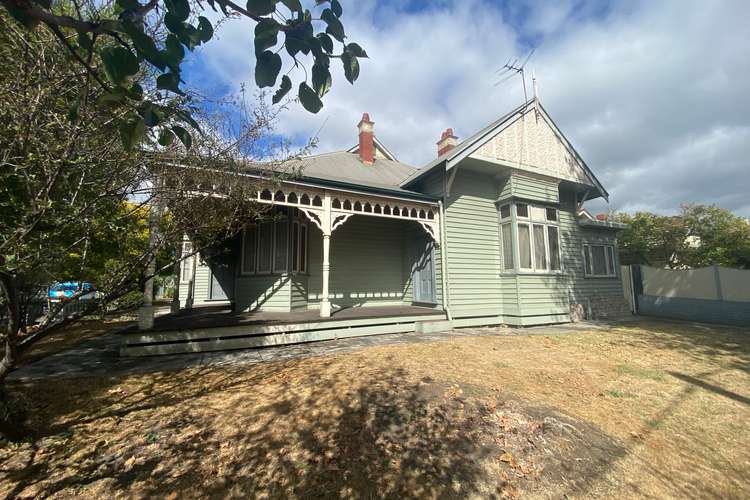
[
  {"xmin": 498, "ymin": 201, "xmax": 561, "ymax": 273},
  {"xmin": 583, "ymin": 243, "xmax": 617, "ymax": 277}
]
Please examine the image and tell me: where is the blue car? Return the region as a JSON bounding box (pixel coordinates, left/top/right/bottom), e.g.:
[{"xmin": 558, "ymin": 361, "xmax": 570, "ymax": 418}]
[{"xmin": 48, "ymin": 282, "xmax": 97, "ymax": 301}]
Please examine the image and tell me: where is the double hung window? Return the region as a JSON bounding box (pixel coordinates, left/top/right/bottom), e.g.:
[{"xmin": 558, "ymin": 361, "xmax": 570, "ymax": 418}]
[{"xmin": 498, "ymin": 202, "xmax": 561, "ymax": 273}]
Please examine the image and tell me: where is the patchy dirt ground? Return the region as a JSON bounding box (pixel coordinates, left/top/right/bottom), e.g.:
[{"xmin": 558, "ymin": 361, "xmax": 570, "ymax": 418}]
[{"xmin": 1, "ymin": 319, "xmax": 749, "ymax": 498}]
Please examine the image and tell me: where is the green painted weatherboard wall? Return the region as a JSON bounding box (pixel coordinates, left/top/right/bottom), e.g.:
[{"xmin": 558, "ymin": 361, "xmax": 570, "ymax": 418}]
[
  {"xmin": 441, "ymin": 168, "xmax": 622, "ymax": 325},
  {"xmin": 306, "ymin": 215, "xmax": 442, "ymax": 310}
]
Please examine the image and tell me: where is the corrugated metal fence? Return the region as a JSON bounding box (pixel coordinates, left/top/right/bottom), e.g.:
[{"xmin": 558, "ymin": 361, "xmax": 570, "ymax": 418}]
[{"xmin": 623, "ymin": 264, "xmax": 750, "ymax": 326}]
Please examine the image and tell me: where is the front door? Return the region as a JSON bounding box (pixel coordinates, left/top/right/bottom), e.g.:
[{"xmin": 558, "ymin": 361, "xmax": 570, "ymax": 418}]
[
  {"xmin": 209, "ymin": 257, "xmax": 234, "ymax": 301},
  {"xmin": 412, "ymin": 237, "xmax": 437, "ymax": 304}
]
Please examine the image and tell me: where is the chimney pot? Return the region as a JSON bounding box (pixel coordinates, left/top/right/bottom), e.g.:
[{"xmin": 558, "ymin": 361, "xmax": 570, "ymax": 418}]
[
  {"xmin": 357, "ymin": 113, "xmax": 374, "ymax": 165},
  {"xmin": 437, "ymin": 128, "xmax": 458, "ymax": 156}
]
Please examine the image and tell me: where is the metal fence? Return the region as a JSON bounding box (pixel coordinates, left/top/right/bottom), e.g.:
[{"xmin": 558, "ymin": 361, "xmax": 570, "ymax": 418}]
[{"xmin": 623, "ymin": 264, "xmax": 750, "ymax": 326}]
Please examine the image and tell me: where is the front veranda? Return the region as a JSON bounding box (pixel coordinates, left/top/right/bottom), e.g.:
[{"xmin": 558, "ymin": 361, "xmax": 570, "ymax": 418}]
[
  {"xmin": 192, "ymin": 212, "xmax": 442, "ymax": 315},
  {"xmin": 126, "ymin": 195, "xmax": 445, "ymax": 355}
]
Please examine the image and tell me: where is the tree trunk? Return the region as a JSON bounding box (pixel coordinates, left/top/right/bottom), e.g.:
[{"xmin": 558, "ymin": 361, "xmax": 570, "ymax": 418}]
[{"xmin": 0, "ymin": 273, "xmax": 19, "ymax": 384}]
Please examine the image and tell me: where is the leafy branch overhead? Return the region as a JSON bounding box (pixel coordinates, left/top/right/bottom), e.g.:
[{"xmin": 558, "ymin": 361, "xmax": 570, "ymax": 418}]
[{"xmin": 0, "ymin": 0, "xmax": 367, "ymax": 148}]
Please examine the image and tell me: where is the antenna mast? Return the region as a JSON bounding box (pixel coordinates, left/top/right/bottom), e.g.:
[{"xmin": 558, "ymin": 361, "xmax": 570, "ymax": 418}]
[{"xmin": 495, "ymin": 48, "xmax": 536, "ymax": 103}]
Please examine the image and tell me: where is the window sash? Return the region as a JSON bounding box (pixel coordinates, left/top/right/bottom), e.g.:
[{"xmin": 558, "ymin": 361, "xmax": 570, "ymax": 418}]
[
  {"xmin": 291, "ymin": 220, "xmax": 299, "ymax": 272},
  {"xmin": 501, "ymin": 223, "xmax": 513, "ymax": 271},
  {"xmin": 273, "ymin": 221, "xmax": 289, "ymax": 273},
  {"xmin": 180, "ymin": 241, "xmax": 193, "ymax": 282},
  {"xmin": 518, "ymin": 223, "xmax": 532, "ymax": 269},
  {"xmin": 257, "ymin": 223, "xmax": 273, "ymax": 273},
  {"xmin": 241, "ymin": 226, "xmax": 257, "ymax": 275},
  {"xmin": 299, "ymin": 223, "xmax": 308, "ymax": 273},
  {"xmin": 516, "ymin": 203, "xmax": 529, "ymax": 218},
  {"xmin": 500, "ymin": 204, "xmax": 511, "ymax": 220},
  {"xmin": 533, "ymin": 224, "xmax": 547, "ymax": 270},
  {"xmin": 499, "ymin": 201, "xmax": 561, "ymax": 273},
  {"xmin": 584, "ymin": 244, "xmax": 617, "ymax": 277},
  {"xmin": 548, "ymin": 226, "xmax": 561, "ymax": 271}
]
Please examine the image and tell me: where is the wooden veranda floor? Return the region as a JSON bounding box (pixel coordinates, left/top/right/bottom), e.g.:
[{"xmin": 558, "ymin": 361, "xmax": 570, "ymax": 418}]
[
  {"xmin": 126, "ymin": 304, "xmax": 444, "ymax": 333},
  {"xmin": 120, "ymin": 305, "xmax": 448, "ymax": 356}
]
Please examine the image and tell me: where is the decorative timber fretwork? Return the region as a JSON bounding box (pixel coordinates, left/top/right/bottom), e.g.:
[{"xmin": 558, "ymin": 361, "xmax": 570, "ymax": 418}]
[
  {"xmin": 299, "ymin": 208, "xmax": 322, "ymax": 232},
  {"xmin": 252, "ymin": 186, "xmax": 440, "ymax": 243},
  {"xmin": 331, "ymin": 213, "xmax": 353, "ymax": 232}
]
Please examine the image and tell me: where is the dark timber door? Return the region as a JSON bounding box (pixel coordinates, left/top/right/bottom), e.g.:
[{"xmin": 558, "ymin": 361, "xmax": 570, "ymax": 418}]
[
  {"xmin": 209, "ymin": 257, "xmax": 234, "ymax": 301},
  {"xmin": 412, "ymin": 236, "xmax": 437, "ymax": 305}
]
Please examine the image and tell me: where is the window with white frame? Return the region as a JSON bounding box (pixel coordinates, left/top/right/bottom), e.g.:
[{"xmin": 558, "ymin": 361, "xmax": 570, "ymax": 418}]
[
  {"xmin": 290, "ymin": 219, "xmax": 308, "ymax": 273},
  {"xmin": 242, "ymin": 215, "xmax": 308, "ymax": 276},
  {"xmin": 583, "ymin": 243, "xmax": 617, "ymax": 277},
  {"xmin": 498, "ymin": 201, "xmax": 562, "ymax": 273},
  {"xmin": 180, "ymin": 241, "xmax": 194, "ymax": 283}
]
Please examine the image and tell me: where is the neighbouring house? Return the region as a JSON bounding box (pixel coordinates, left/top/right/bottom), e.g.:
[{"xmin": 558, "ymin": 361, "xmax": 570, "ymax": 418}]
[{"xmin": 126, "ymin": 98, "xmax": 629, "ymax": 355}]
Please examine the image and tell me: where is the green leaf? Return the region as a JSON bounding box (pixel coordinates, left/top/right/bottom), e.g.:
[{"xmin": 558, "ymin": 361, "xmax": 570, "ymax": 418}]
[
  {"xmin": 156, "ymin": 72, "xmax": 182, "ymax": 94},
  {"xmin": 175, "ymin": 109, "xmax": 201, "ymax": 131},
  {"xmin": 138, "ymin": 103, "xmax": 163, "ymax": 127},
  {"xmin": 172, "ymin": 125, "xmax": 192, "ymax": 148},
  {"xmin": 280, "ymin": 0, "xmax": 301, "ymax": 11},
  {"xmin": 255, "ymin": 50, "xmax": 282, "ymax": 88},
  {"xmin": 331, "ymin": 0, "xmax": 342, "ymax": 17},
  {"xmin": 316, "ymin": 32, "xmax": 333, "ymax": 53},
  {"xmin": 116, "ymin": 0, "xmax": 140, "ymax": 10},
  {"xmin": 284, "ymin": 30, "xmax": 309, "ymax": 57},
  {"xmin": 122, "ymin": 21, "xmax": 166, "ymax": 70},
  {"xmin": 254, "ymin": 18, "xmax": 279, "ymax": 54},
  {"xmin": 345, "ymin": 42, "xmax": 368, "ymax": 58},
  {"xmin": 298, "ymin": 81, "xmax": 323, "ymax": 113},
  {"xmin": 129, "ymin": 82, "xmax": 144, "ymax": 100},
  {"xmin": 163, "ymin": 34, "xmax": 184, "ymax": 71},
  {"xmin": 179, "ymin": 23, "xmax": 202, "ymax": 51},
  {"xmin": 77, "ymin": 32, "xmax": 93, "ymax": 50},
  {"xmin": 272, "ymin": 75, "xmax": 292, "ymax": 104},
  {"xmin": 164, "ymin": 13, "xmax": 184, "ymax": 35},
  {"xmin": 158, "ymin": 128, "xmax": 176, "ymax": 147},
  {"xmin": 119, "ymin": 118, "xmax": 146, "ymax": 150},
  {"xmin": 246, "ymin": 0, "xmax": 276, "ymax": 16},
  {"xmin": 97, "ymin": 89, "xmax": 126, "ymax": 106},
  {"xmin": 311, "ymin": 63, "xmax": 331, "ymax": 97},
  {"xmin": 321, "ymin": 8, "xmax": 345, "ymax": 42},
  {"xmin": 341, "ymin": 51, "xmax": 359, "ymax": 84},
  {"xmin": 197, "ymin": 16, "xmax": 213, "ymax": 43},
  {"xmin": 100, "ymin": 46, "xmax": 139, "ymax": 85},
  {"xmin": 165, "ymin": 0, "xmax": 190, "ymax": 21}
]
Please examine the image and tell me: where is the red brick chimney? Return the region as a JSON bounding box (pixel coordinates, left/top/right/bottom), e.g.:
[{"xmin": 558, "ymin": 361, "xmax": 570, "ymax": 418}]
[
  {"xmin": 437, "ymin": 128, "xmax": 458, "ymax": 156},
  {"xmin": 595, "ymin": 213, "xmax": 608, "ymax": 221},
  {"xmin": 357, "ymin": 113, "xmax": 374, "ymax": 165}
]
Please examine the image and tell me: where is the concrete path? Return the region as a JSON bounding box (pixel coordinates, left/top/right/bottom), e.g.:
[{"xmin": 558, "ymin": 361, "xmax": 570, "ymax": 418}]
[{"xmin": 7, "ymin": 319, "xmax": 630, "ymax": 382}]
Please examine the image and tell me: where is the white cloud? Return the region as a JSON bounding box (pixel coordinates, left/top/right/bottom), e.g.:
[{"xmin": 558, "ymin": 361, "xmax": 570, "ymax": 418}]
[{"xmin": 188, "ymin": 0, "xmax": 750, "ymax": 217}]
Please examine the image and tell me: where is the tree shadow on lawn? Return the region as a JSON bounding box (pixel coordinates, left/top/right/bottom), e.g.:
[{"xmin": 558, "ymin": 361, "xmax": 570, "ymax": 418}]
[
  {"xmin": 2, "ymin": 355, "xmax": 628, "ymax": 499},
  {"xmin": 610, "ymin": 318, "xmax": 750, "ymax": 373},
  {"xmin": 2, "ymin": 361, "xmax": 500, "ymax": 498}
]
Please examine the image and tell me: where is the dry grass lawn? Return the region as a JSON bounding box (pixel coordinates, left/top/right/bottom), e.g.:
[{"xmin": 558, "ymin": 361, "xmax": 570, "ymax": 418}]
[{"xmin": 1, "ymin": 319, "xmax": 749, "ymax": 498}]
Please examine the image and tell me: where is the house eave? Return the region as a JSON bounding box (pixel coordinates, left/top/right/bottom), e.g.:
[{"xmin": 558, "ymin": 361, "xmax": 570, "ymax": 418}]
[{"xmin": 578, "ymin": 219, "xmax": 626, "ymax": 230}]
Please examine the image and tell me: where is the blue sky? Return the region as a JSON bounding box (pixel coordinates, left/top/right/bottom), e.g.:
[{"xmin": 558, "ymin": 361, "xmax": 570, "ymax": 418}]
[{"xmin": 183, "ymin": 0, "xmax": 750, "ymax": 217}]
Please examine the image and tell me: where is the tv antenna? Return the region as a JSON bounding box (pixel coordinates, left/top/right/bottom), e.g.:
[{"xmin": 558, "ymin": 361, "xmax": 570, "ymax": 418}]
[{"xmin": 495, "ymin": 48, "xmax": 536, "ymax": 102}]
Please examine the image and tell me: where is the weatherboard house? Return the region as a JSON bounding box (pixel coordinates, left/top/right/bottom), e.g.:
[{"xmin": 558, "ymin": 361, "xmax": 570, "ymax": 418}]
[{"xmin": 126, "ymin": 99, "xmax": 628, "ymax": 355}]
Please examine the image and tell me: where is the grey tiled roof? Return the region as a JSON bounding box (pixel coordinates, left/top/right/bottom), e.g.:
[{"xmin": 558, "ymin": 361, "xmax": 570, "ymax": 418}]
[{"xmin": 288, "ymin": 150, "xmax": 423, "ymax": 196}]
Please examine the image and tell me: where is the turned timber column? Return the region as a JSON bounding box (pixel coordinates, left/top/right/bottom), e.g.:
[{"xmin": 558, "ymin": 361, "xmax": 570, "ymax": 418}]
[
  {"xmin": 138, "ymin": 179, "xmax": 163, "ymax": 330},
  {"xmin": 320, "ymin": 191, "xmax": 333, "ymax": 318}
]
